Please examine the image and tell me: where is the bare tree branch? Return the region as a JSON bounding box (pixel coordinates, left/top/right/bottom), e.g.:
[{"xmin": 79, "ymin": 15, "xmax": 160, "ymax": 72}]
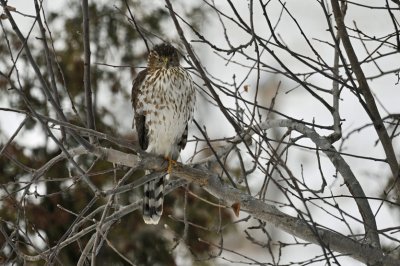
[
  {"xmin": 31, "ymin": 141, "xmax": 398, "ymax": 265},
  {"xmin": 1, "ymin": 1, "xmax": 399, "ymax": 264},
  {"xmin": 82, "ymin": 0, "xmax": 96, "ymax": 140},
  {"xmin": 331, "ymin": 0, "xmax": 399, "ymax": 193},
  {"xmin": 19, "ymin": 115, "xmax": 395, "ymax": 265},
  {"xmin": 165, "ymin": 0, "xmax": 241, "ymax": 133}
]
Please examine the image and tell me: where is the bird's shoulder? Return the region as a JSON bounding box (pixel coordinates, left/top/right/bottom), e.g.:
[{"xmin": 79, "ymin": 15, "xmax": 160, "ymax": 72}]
[{"xmin": 131, "ymin": 69, "xmax": 148, "ymax": 107}]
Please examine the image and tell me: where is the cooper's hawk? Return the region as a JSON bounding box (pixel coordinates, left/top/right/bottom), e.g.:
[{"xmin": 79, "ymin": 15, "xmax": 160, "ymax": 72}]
[{"xmin": 131, "ymin": 43, "xmax": 195, "ymax": 224}]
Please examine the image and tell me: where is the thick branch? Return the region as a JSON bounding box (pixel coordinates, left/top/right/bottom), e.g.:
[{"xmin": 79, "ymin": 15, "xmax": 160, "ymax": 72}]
[
  {"xmin": 32, "ymin": 116, "xmax": 380, "ymax": 250},
  {"xmin": 41, "ymin": 142, "xmax": 397, "ymax": 265},
  {"xmin": 330, "ymin": 0, "xmax": 399, "ymax": 184},
  {"xmin": 204, "ymin": 175, "xmax": 396, "ymax": 266},
  {"xmin": 256, "ymin": 119, "xmax": 380, "ymax": 249}
]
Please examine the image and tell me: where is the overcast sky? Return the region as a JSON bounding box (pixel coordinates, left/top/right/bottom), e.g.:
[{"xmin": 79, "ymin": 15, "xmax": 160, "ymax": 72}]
[{"xmin": 1, "ymin": 1, "xmax": 399, "ymax": 265}]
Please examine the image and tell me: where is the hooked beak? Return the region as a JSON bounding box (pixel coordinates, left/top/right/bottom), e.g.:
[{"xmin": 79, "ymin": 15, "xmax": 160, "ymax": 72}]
[{"xmin": 163, "ymin": 57, "xmax": 169, "ymax": 68}]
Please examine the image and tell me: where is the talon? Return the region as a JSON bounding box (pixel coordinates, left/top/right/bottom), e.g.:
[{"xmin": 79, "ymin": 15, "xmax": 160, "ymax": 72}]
[{"xmin": 165, "ymin": 157, "xmax": 177, "ymax": 175}]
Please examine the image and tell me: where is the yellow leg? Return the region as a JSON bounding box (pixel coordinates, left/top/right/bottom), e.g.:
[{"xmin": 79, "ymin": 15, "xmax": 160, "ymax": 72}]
[{"xmin": 166, "ymin": 157, "xmax": 177, "ymax": 175}]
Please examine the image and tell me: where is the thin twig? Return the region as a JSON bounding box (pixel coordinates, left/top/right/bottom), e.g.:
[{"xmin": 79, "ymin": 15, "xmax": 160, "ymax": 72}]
[
  {"xmin": 331, "ymin": 0, "xmax": 399, "ymax": 198},
  {"xmin": 82, "ymin": 0, "xmax": 96, "ymax": 142}
]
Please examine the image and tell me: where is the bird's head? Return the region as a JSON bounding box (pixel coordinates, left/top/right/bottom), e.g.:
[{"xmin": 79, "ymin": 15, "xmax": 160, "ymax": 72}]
[{"xmin": 148, "ymin": 43, "xmax": 180, "ymax": 69}]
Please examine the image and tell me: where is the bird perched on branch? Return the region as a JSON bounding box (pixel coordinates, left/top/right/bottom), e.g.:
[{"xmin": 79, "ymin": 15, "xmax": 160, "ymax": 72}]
[{"xmin": 131, "ymin": 43, "xmax": 195, "ymax": 224}]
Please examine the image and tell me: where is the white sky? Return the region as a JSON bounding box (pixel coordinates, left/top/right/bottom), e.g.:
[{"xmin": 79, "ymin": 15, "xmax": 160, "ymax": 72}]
[{"xmin": 1, "ymin": 1, "xmax": 399, "ymax": 265}]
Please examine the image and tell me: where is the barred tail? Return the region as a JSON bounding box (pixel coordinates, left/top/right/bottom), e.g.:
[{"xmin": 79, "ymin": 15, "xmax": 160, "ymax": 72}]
[{"xmin": 142, "ymin": 172, "xmax": 165, "ymax": 224}]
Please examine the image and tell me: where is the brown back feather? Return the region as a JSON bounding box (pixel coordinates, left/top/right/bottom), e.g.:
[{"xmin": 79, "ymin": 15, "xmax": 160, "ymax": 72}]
[{"xmin": 131, "ymin": 69, "xmax": 149, "ymax": 150}]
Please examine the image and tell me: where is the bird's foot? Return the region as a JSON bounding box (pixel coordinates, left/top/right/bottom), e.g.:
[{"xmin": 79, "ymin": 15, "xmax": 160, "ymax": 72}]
[{"xmin": 165, "ymin": 157, "xmax": 177, "ymax": 175}]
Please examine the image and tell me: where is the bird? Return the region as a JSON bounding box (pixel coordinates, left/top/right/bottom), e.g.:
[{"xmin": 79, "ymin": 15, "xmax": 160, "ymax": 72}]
[{"xmin": 131, "ymin": 43, "xmax": 196, "ymax": 224}]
